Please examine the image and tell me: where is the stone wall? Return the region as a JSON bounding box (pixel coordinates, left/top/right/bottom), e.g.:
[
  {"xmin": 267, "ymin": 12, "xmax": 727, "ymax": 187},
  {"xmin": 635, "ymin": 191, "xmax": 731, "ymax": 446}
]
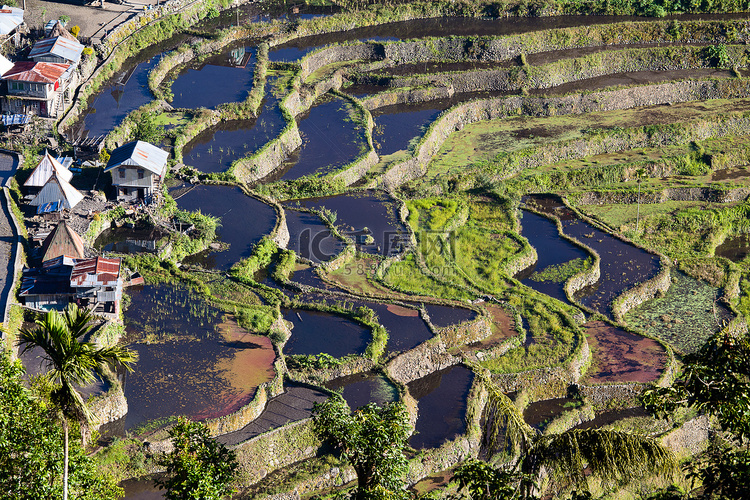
[
  {"xmin": 90, "ymin": 384, "xmax": 128, "ymax": 428},
  {"xmin": 386, "ymin": 339, "xmax": 460, "ymax": 385},
  {"xmin": 579, "ymin": 186, "xmax": 750, "ymax": 205},
  {"xmin": 578, "ymin": 383, "xmax": 646, "ymax": 408},
  {"xmin": 429, "ymin": 314, "xmax": 493, "ymax": 349},
  {"xmin": 612, "ymin": 258, "xmax": 671, "ymax": 321},
  {"xmin": 660, "ymin": 415, "xmax": 711, "ymax": 460},
  {"xmin": 234, "ymin": 418, "xmax": 322, "ymax": 485}
]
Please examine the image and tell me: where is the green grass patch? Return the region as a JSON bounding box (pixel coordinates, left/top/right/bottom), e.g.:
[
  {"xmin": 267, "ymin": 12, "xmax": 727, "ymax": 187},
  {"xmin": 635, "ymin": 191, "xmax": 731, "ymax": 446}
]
[
  {"xmin": 382, "ymin": 253, "xmax": 474, "ymax": 301},
  {"xmin": 529, "ymin": 257, "xmax": 592, "ymax": 283}
]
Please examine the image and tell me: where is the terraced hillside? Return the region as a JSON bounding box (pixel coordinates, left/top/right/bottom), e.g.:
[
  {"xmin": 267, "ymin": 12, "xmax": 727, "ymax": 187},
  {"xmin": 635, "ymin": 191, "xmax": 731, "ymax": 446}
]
[{"xmin": 14, "ymin": 2, "xmax": 750, "ymax": 498}]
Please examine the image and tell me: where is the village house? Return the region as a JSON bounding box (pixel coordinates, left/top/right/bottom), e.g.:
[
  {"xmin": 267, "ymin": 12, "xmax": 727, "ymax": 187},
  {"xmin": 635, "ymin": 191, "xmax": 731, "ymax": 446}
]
[
  {"xmin": 1, "ymin": 60, "xmax": 71, "ymax": 118},
  {"xmin": 23, "ymin": 150, "xmax": 73, "ymax": 195},
  {"xmin": 20, "ymin": 256, "xmax": 123, "ymax": 317},
  {"xmin": 39, "ymin": 220, "xmax": 85, "ymax": 262},
  {"xmin": 29, "ymin": 172, "xmax": 83, "ymax": 213},
  {"xmin": 28, "ymin": 33, "xmax": 83, "ymax": 99},
  {"xmin": 105, "ymin": 140, "xmax": 169, "ymax": 203}
]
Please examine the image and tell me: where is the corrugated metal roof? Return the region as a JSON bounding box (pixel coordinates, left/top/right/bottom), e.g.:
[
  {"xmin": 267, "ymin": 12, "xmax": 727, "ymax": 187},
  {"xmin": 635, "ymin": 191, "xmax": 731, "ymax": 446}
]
[
  {"xmin": 0, "ymin": 6, "xmax": 23, "ymax": 36},
  {"xmin": 3, "ymin": 61, "xmax": 69, "ymax": 83},
  {"xmin": 105, "ymin": 141, "xmax": 169, "ymax": 176},
  {"xmin": 41, "ymin": 221, "xmax": 85, "ymax": 261},
  {"xmin": 24, "ymin": 150, "xmax": 73, "ymax": 187},
  {"xmin": 29, "ymin": 37, "xmax": 84, "ymax": 63},
  {"xmin": 70, "ymin": 257, "xmax": 121, "ymax": 287},
  {"xmin": 29, "ymin": 173, "xmax": 83, "ymax": 209}
]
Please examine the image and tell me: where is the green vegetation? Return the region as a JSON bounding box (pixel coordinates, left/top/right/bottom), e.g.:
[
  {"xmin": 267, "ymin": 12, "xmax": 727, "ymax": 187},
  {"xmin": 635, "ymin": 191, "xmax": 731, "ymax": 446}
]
[
  {"xmin": 0, "ymin": 354, "xmax": 123, "ymax": 499},
  {"xmin": 624, "ymin": 272, "xmax": 728, "ymax": 354},
  {"xmin": 529, "ymin": 257, "xmax": 592, "ymax": 283},
  {"xmin": 155, "ymin": 418, "xmax": 238, "ymax": 500}
]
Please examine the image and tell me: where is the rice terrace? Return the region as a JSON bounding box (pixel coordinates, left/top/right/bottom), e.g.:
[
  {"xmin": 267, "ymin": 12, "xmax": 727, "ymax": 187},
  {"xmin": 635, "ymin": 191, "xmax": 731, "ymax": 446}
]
[{"xmin": 3, "ymin": 0, "xmax": 750, "ymax": 498}]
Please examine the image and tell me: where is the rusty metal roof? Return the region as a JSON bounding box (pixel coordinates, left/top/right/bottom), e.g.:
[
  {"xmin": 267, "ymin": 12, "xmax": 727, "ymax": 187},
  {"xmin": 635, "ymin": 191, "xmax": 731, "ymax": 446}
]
[
  {"xmin": 41, "ymin": 221, "xmax": 85, "ymax": 262},
  {"xmin": 105, "ymin": 141, "xmax": 169, "ymax": 176},
  {"xmin": 29, "ymin": 37, "xmax": 84, "ymax": 64},
  {"xmin": 70, "ymin": 257, "xmax": 121, "ymax": 287},
  {"xmin": 3, "ymin": 61, "xmax": 69, "ymax": 83}
]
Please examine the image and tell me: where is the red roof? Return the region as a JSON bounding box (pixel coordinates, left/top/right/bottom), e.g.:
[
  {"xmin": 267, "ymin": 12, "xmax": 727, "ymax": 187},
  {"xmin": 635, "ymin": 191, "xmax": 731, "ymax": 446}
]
[
  {"xmin": 70, "ymin": 257, "xmax": 121, "ymax": 287},
  {"xmin": 3, "ymin": 61, "xmax": 69, "ymax": 83}
]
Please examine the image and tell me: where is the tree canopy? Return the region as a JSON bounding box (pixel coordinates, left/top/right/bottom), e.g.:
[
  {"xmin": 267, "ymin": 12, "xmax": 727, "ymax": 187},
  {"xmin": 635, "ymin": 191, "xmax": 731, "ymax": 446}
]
[
  {"xmin": 155, "ymin": 417, "xmax": 239, "ymax": 500},
  {"xmin": 313, "ymin": 396, "xmax": 411, "ymax": 500},
  {"xmin": 0, "ymin": 352, "xmax": 121, "ymax": 500}
]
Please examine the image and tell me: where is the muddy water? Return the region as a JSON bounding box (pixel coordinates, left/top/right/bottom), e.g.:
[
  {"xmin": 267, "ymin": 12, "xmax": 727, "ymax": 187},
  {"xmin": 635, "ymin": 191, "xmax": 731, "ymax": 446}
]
[
  {"xmin": 121, "ymin": 284, "xmax": 275, "ymax": 430},
  {"xmin": 324, "ymin": 371, "xmax": 399, "ymax": 410},
  {"xmin": 170, "ymin": 44, "xmax": 257, "ymax": 109},
  {"xmin": 583, "ymin": 321, "xmax": 665, "ymax": 384},
  {"xmin": 121, "ymin": 478, "xmax": 163, "ymax": 500},
  {"xmin": 408, "ymin": 365, "xmax": 473, "ymax": 449},
  {"xmin": 182, "ymin": 81, "xmax": 286, "ymax": 173},
  {"xmin": 523, "ymin": 397, "xmax": 578, "ymax": 429},
  {"xmin": 275, "ymin": 98, "xmax": 365, "ymax": 181},
  {"xmin": 424, "ymin": 304, "xmax": 477, "ymax": 327},
  {"xmin": 170, "ymin": 183, "xmax": 276, "ymax": 270},
  {"xmin": 287, "ymin": 191, "xmax": 407, "ymax": 256},
  {"xmin": 525, "ymin": 195, "xmax": 660, "ymax": 317},
  {"xmin": 715, "ymin": 233, "xmax": 750, "ymax": 262},
  {"xmin": 282, "ymin": 308, "xmax": 371, "ymax": 357},
  {"xmin": 284, "ymin": 209, "xmax": 346, "ymax": 263},
  {"xmin": 515, "ymin": 209, "xmax": 590, "ymax": 304},
  {"xmin": 95, "ymin": 226, "xmax": 168, "ymax": 254}
]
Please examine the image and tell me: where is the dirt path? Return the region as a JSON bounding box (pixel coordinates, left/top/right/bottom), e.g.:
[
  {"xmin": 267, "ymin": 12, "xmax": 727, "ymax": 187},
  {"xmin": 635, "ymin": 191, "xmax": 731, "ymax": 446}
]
[{"xmin": 0, "ymin": 152, "xmax": 19, "ymax": 326}]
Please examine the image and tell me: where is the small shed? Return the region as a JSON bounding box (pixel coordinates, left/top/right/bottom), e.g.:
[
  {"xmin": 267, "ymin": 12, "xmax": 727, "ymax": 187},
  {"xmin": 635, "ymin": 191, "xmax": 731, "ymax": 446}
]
[
  {"xmin": 30, "ymin": 173, "xmax": 83, "ymax": 210},
  {"xmin": 29, "ymin": 36, "xmax": 84, "ymax": 70},
  {"xmin": 40, "ymin": 220, "xmax": 85, "ymax": 262},
  {"xmin": 24, "ymin": 150, "xmax": 73, "ymax": 193},
  {"xmin": 105, "ymin": 141, "xmax": 168, "ymax": 203},
  {"xmin": 70, "ymin": 256, "xmax": 122, "ymax": 315}
]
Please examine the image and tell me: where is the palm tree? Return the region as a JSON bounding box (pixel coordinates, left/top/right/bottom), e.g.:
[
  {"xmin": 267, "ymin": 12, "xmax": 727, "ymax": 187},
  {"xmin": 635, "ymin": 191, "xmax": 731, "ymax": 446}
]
[
  {"xmin": 18, "ymin": 304, "xmax": 138, "ymax": 500},
  {"xmin": 474, "ymin": 375, "xmax": 676, "ymax": 498}
]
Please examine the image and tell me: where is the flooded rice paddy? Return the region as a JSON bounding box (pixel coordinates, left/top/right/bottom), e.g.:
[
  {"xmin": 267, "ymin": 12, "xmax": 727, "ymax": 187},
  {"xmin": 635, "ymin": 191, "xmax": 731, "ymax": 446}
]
[
  {"xmin": 170, "ymin": 44, "xmax": 256, "ymax": 110},
  {"xmin": 715, "ymin": 233, "xmax": 750, "ymax": 262},
  {"xmin": 182, "ymin": 82, "xmax": 285, "ymax": 173},
  {"xmin": 526, "ymin": 196, "xmax": 661, "ymax": 317},
  {"xmin": 408, "ymin": 365, "xmax": 473, "ymax": 449},
  {"xmin": 282, "ymin": 308, "xmax": 371, "ymax": 357},
  {"xmin": 170, "ymin": 183, "xmax": 276, "ymax": 270},
  {"xmin": 287, "ymin": 191, "xmax": 407, "ymax": 256},
  {"xmin": 284, "ymin": 209, "xmax": 346, "ymax": 263},
  {"xmin": 277, "ymin": 98, "xmax": 365, "ymax": 181},
  {"xmin": 516, "ymin": 209, "xmax": 590, "ymax": 305},
  {"xmin": 583, "ymin": 321, "xmax": 666, "ymax": 384},
  {"xmin": 94, "ymin": 226, "xmax": 168, "ymax": 254},
  {"xmin": 122, "ymin": 284, "xmax": 275, "ymax": 429}
]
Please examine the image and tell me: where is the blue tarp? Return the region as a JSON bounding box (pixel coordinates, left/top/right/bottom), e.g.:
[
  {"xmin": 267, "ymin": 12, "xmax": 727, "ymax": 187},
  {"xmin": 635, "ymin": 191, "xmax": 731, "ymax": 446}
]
[
  {"xmin": 36, "ymin": 200, "xmax": 62, "ymax": 215},
  {"xmin": 1, "ymin": 114, "xmax": 30, "ymax": 127}
]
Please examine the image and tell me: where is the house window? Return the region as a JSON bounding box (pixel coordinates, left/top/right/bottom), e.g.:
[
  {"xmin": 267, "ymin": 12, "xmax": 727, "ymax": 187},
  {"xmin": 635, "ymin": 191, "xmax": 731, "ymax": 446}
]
[
  {"xmin": 10, "ymin": 81, "xmax": 22, "ymax": 91},
  {"xmin": 119, "ymin": 168, "xmax": 125, "ymax": 178},
  {"xmin": 137, "ymin": 169, "xmax": 144, "ymax": 180}
]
